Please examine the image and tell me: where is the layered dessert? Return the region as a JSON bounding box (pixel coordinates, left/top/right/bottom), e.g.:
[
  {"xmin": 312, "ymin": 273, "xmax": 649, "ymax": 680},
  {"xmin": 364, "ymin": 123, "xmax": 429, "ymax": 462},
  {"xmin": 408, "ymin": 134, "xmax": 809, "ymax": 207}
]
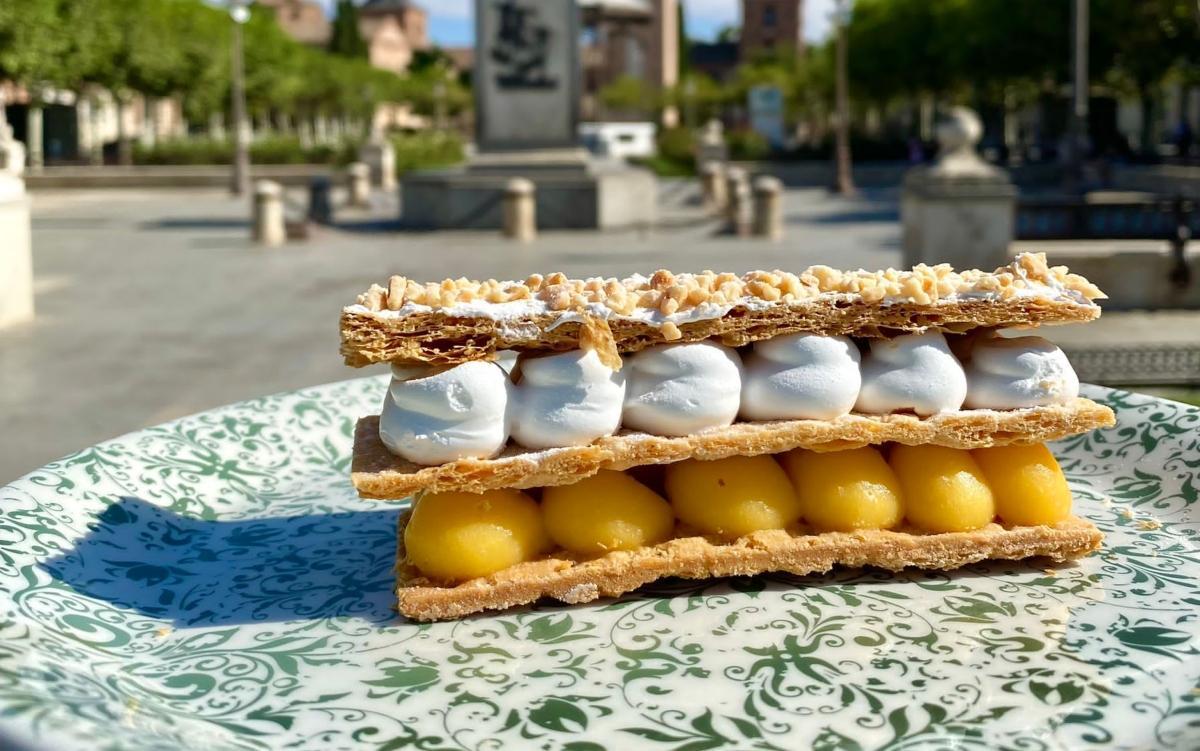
[{"xmin": 341, "ymin": 253, "xmax": 1114, "ymax": 621}]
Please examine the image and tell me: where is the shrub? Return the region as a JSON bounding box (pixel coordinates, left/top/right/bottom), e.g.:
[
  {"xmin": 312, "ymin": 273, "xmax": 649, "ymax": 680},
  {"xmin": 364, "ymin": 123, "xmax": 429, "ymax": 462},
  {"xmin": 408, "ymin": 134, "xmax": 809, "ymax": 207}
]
[
  {"xmin": 132, "ymin": 135, "xmax": 367, "ymax": 166},
  {"xmin": 727, "ymin": 129, "xmax": 771, "ymax": 161},
  {"xmin": 657, "ymin": 126, "xmax": 695, "ymax": 165},
  {"xmin": 390, "ymin": 130, "xmax": 466, "ymax": 175},
  {"xmin": 637, "ymin": 126, "xmax": 695, "ymax": 176}
]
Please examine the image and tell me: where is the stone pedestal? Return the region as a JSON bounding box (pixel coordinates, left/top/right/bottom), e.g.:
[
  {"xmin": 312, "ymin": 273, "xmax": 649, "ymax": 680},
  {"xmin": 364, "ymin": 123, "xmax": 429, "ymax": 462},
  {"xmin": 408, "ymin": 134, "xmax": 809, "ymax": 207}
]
[
  {"xmin": 359, "ymin": 139, "xmax": 396, "ymax": 191},
  {"xmin": 0, "ymin": 173, "xmax": 33, "ymax": 328},
  {"xmin": 0, "ymin": 132, "xmax": 26, "ymax": 178},
  {"xmin": 401, "ymin": 155, "xmax": 657, "ymax": 230},
  {"xmin": 902, "ymin": 107, "xmax": 1016, "ymax": 271}
]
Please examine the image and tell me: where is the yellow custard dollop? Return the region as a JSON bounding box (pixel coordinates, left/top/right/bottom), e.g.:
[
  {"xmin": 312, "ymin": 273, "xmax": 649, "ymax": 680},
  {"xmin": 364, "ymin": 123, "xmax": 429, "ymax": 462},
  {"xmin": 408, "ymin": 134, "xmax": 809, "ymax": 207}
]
[
  {"xmin": 974, "ymin": 443, "xmax": 1072, "ymax": 526},
  {"xmin": 782, "ymin": 446, "xmax": 905, "ymax": 532},
  {"xmin": 664, "ymin": 455, "xmax": 802, "ymax": 537},
  {"xmin": 890, "ymin": 444, "xmax": 996, "ymax": 533},
  {"xmin": 404, "ymin": 489, "xmax": 550, "ymax": 582},
  {"xmin": 541, "ymin": 470, "xmax": 675, "ymax": 555}
]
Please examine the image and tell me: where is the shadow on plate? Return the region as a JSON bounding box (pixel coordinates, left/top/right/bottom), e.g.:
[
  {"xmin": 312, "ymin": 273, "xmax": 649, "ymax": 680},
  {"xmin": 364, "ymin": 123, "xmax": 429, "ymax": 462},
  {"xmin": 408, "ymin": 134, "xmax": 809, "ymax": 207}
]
[{"xmin": 40, "ymin": 497, "xmax": 401, "ymax": 627}]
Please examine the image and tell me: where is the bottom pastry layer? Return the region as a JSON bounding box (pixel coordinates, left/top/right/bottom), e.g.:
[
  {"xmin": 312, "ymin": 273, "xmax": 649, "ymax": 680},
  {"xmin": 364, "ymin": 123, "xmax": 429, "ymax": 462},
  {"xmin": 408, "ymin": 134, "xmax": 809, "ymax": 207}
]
[{"xmin": 394, "ymin": 514, "xmax": 1103, "ymax": 621}]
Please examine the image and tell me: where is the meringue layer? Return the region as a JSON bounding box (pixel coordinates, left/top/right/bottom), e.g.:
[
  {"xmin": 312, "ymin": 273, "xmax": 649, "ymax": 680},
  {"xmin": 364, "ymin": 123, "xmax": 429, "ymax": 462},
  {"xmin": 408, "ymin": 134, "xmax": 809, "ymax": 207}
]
[
  {"xmin": 855, "ymin": 332, "xmax": 968, "ymax": 416},
  {"xmin": 622, "ymin": 341, "xmax": 744, "ymax": 436},
  {"xmin": 740, "ymin": 333, "xmax": 862, "ymax": 421},
  {"xmin": 377, "ymin": 330, "xmax": 1083, "ymax": 465},
  {"xmin": 964, "ymin": 335, "xmax": 1079, "ymax": 409},
  {"xmin": 379, "ymin": 361, "xmax": 511, "ymax": 465},
  {"xmin": 510, "ymin": 349, "xmax": 627, "ymax": 449}
]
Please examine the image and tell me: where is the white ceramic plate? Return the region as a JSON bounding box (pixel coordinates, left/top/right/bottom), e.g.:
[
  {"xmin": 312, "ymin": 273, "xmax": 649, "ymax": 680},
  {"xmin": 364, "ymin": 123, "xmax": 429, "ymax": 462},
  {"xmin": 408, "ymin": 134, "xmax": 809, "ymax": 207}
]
[{"xmin": 1, "ymin": 378, "xmax": 1197, "ymax": 750}]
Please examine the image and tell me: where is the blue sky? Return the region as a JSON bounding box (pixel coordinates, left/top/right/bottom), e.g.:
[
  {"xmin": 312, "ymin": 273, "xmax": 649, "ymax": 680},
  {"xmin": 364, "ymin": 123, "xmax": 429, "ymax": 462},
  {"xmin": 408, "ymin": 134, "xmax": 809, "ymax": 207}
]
[{"xmin": 313, "ymin": 1, "xmax": 835, "ymax": 47}]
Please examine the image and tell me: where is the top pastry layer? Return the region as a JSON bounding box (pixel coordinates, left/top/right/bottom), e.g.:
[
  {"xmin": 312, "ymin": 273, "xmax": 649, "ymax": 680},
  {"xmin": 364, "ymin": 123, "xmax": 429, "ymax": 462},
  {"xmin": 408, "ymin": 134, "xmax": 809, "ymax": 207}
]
[{"xmin": 341, "ymin": 253, "xmax": 1105, "ymax": 367}]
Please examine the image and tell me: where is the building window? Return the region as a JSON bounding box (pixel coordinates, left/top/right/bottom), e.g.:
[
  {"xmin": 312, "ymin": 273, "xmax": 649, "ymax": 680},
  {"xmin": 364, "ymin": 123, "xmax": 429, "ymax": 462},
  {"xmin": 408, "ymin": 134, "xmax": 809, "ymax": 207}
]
[{"xmin": 763, "ymin": 4, "xmax": 777, "ymax": 28}]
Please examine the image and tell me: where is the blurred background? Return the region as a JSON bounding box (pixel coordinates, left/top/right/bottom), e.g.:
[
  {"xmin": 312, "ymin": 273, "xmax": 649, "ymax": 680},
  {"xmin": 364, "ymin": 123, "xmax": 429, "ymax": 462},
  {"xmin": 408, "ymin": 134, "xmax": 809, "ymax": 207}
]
[{"xmin": 0, "ymin": 0, "xmax": 1197, "ymax": 483}]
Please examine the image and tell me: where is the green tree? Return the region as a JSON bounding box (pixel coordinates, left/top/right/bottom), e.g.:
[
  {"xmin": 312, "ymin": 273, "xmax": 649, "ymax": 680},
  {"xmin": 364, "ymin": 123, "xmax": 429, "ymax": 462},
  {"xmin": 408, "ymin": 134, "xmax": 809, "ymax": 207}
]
[
  {"xmin": 599, "ymin": 75, "xmax": 659, "ymax": 118},
  {"xmin": 1096, "ymin": 0, "xmax": 1199, "ymax": 151},
  {"xmin": 329, "ymin": 0, "xmax": 368, "ymax": 59},
  {"xmin": 0, "ymin": 0, "xmax": 68, "ymax": 130}
]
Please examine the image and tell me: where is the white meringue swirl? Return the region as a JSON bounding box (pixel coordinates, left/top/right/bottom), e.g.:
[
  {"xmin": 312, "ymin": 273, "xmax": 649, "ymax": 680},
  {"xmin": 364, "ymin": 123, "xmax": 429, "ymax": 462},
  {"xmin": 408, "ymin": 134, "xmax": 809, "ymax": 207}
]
[
  {"xmin": 740, "ymin": 333, "xmax": 862, "ymax": 420},
  {"xmin": 510, "ymin": 349, "xmax": 626, "ymax": 449},
  {"xmin": 622, "ymin": 341, "xmax": 744, "ymax": 436},
  {"xmin": 963, "ymin": 335, "xmax": 1079, "ymax": 409},
  {"xmin": 855, "ymin": 332, "xmax": 967, "ymax": 416},
  {"xmin": 379, "ymin": 360, "xmax": 511, "ymax": 465}
]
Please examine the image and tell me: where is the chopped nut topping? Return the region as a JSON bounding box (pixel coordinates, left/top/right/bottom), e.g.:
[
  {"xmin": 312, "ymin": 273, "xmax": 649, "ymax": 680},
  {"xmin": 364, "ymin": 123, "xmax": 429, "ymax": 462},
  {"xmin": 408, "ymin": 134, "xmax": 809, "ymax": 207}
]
[{"xmin": 355, "ymin": 253, "xmax": 1104, "ymax": 315}]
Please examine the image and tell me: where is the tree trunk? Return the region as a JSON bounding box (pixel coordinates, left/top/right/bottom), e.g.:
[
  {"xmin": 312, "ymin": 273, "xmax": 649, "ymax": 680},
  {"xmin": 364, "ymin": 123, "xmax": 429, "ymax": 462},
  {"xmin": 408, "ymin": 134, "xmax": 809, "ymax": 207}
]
[
  {"xmin": 140, "ymin": 97, "xmax": 156, "ymax": 147},
  {"xmin": 27, "ymin": 104, "xmax": 44, "ymax": 171},
  {"xmin": 1139, "ymin": 91, "xmax": 1156, "ymax": 157},
  {"xmin": 833, "ymin": 0, "xmax": 855, "ymax": 196},
  {"xmin": 298, "ymin": 117, "xmax": 313, "ymax": 148},
  {"xmin": 116, "ymin": 96, "xmax": 133, "ymax": 166},
  {"xmin": 919, "ymin": 94, "xmax": 935, "ymax": 142},
  {"xmin": 89, "ymin": 98, "xmax": 104, "ymax": 165},
  {"xmin": 1003, "ymin": 87, "xmax": 1020, "ymax": 164}
]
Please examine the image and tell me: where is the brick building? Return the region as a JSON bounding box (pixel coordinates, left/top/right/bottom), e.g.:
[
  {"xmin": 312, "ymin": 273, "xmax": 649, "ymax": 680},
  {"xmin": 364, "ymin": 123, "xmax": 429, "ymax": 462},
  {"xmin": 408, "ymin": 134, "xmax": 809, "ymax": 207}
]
[
  {"xmin": 257, "ymin": 0, "xmax": 332, "ymax": 46},
  {"xmin": 581, "ymin": 0, "xmax": 679, "ymax": 120},
  {"xmin": 259, "ymin": 0, "xmax": 430, "ymax": 75},
  {"xmin": 740, "ymin": 0, "xmax": 804, "ymax": 60},
  {"xmin": 358, "ymin": 0, "xmax": 430, "ymax": 73}
]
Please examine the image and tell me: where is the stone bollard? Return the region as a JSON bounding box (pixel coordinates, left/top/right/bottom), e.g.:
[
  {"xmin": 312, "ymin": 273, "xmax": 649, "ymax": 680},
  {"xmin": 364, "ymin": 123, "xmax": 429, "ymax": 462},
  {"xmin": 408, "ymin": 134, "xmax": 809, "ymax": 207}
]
[
  {"xmin": 252, "ymin": 180, "xmax": 286, "ymax": 247},
  {"xmin": 728, "ymin": 179, "xmax": 752, "ymax": 237},
  {"xmin": 700, "ymin": 161, "xmax": 727, "ymax": 213},
  {"xmin": 308, "ymin": 176, "xmax": 333, "ymax": 225},
  {"xmin": 348, "ymin": 162, "xmax": 371, "ymax": 208},
  {"xmin": 753, "ymin": 176, "xmax": 784, "ymax": 241},
  {"xmin": 901, "ymin": 106, "xmax": 1016, "ymax": 270},
  {"xmin": 503, "ymin": 178, "xmax": 536, "ymax": 242},
  {"xmin": 0, "ymin": 167, "xmax": 33, "ymax": 328},
  {"xmin": 724, "ymin": 167, "xmax": 747, "ymax": 224}
]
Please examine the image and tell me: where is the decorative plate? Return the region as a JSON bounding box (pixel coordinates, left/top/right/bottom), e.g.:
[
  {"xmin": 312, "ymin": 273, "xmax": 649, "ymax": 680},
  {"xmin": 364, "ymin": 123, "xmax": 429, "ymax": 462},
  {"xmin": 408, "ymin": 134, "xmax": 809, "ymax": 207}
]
[{"xmin": 1, "ymin": 379, "xmax": 1197, "ymax": 751}]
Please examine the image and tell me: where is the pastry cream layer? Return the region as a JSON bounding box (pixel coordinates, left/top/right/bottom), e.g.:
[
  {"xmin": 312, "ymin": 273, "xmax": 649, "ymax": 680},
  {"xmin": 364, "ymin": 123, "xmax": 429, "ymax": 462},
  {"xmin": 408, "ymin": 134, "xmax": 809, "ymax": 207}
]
[
  {"xmin": 379, "ymin": 331, "xmax": 1080, "ymax": 467},
  {"xmin": 402, "ymin": 442, "xmax": 1076, "ymax": 583}
]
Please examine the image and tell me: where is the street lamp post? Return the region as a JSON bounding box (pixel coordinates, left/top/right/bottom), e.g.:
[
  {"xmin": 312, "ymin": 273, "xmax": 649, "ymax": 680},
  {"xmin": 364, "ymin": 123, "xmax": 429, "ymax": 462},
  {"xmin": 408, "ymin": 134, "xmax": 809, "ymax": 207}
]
[
  {"xmin": 833, "ymin": 0, "xmax": 856, "ymax": 196},
  {"xmin": 1065, "ymin": 0, "xmax": 1089, "ymax": 192},
  {"xmin": 230, "ymin": 0, "xmax": 251, "ymax": 197}
]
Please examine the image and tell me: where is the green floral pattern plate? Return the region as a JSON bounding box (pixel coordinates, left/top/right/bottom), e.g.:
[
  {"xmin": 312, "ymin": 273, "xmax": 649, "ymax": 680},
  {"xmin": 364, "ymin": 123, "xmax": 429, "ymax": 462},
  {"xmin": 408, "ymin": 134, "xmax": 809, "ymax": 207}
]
[{"xmin": 1, "ymin": 378, "xmax": 1198, "ymax": 750}]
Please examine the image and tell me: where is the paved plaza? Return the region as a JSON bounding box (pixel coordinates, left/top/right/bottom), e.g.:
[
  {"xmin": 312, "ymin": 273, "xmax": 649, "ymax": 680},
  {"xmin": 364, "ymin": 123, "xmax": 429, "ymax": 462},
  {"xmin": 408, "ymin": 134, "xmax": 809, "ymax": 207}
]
[
  {"xmin": 4, "ymin": 182, "xmax": 1200, "ymax": 482},
  {"xmin": 2, "ymin": 183, "xmax": 907, "ymax": 482}
]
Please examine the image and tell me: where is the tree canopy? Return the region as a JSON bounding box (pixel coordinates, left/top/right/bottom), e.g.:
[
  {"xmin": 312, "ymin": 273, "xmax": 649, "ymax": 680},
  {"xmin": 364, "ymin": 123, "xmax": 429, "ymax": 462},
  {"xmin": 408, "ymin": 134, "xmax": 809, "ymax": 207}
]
[{"xmin": 0, "ymin": 0, "xmax": 434, "ymax": 126}]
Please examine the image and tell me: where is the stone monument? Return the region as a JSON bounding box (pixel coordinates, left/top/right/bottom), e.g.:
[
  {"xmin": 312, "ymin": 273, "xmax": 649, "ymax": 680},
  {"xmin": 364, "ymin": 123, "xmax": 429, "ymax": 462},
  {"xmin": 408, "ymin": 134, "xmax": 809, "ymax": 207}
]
[
  {"xmin": 0, "ymin": 122, "xmax": 33, "ymax": 328},
  {"xmin": 696, "ymin": 119, "xmax": 728, "ymax": 165},
  {"xmin": 401, "ymin": 0, "xmax": 656, "ymax": 230},
  {"xmin": 359, "ymin": 130, "xmax": 396, "ymax": 191},
  {"xmin": 901, "ymin": 107, "xmax": 1017, "ymax": 271}
]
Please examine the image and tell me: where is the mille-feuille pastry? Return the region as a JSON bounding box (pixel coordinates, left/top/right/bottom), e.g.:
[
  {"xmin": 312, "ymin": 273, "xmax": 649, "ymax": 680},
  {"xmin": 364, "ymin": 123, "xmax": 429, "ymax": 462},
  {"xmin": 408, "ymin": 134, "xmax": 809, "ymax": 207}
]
[{"xmin": 341, "ymin": 253, "xmax": 1114, "ymax": 621}]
